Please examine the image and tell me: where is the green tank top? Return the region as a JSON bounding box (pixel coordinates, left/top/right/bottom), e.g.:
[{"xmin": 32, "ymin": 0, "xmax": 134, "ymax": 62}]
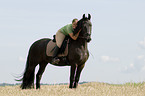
[{"xmin": 60, "ymin": 24, "xmax": 73, "ymax": 35}]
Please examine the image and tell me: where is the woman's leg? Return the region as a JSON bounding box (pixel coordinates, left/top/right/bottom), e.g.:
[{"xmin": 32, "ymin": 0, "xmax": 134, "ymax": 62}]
[
  {"xmin": 51, "ymin": 30, "xmax": 65, "ymax": 64},
  {"xmin": 56, "ymin": 30, "xmax": 65, "ymax": 48}
]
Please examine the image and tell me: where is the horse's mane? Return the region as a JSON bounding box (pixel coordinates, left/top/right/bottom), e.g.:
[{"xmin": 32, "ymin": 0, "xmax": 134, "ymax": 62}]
[
  {"xmin": 73, "ymin": 17, "xmax": 88, "ymax": 35},
  {"xmin": 73, "ymin": 19, "xmax": 82, "ymax": 35}
]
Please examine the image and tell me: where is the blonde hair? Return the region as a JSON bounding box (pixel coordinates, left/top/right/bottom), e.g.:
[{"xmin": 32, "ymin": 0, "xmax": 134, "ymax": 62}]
[{"xmin": 72, "ymin": 18, "xmax": 78, "ymax": 23}]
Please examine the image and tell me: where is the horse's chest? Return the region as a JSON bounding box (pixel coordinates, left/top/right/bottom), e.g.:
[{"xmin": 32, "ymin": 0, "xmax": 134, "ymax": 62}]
[
  {"xmin": 81, "ymin": 49, "xmax": 88, "ymax": 60},
  {"xmin": 77, "ymin": 46, "xmax": 89, "ymax": 63},
  {"xmin": 69, "ymin": 44, "xmax": 89, "ymax": 64}
]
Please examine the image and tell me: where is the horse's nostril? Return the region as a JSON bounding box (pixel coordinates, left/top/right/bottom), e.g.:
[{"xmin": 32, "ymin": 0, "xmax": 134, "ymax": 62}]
[{"xmin": 87, "ymin": 38, "xmax": 91, "ymax": 42}]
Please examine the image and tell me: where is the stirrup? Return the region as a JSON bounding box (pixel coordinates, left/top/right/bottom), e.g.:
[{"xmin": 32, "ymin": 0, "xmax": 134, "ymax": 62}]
[{"xmin": 51, "ymin": 57, "xmax": 60, "ymax": 64}]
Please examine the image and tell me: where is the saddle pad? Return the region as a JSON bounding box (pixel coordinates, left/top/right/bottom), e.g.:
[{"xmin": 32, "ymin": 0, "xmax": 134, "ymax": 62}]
[{"xmin": 46, "ymin": 40, "xmax": 68, "ymax": 57}]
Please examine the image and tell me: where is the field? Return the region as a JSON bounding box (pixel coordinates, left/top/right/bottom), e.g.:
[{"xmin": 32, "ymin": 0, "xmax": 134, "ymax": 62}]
[{"xmin": 0, "ymin": 82, "xmax": 145, "ymax": 96}]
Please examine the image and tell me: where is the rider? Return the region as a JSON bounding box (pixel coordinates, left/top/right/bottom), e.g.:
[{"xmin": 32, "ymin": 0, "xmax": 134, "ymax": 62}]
[{"xmin": 52, "ymin": 18, "xmax": 81, "ymax": 64}]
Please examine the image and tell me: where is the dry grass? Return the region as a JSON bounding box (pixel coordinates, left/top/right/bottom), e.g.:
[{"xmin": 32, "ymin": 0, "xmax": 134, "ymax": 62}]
[{"xmin": 0, "ymin": 82, "xmax": 145, "ymax": 96}]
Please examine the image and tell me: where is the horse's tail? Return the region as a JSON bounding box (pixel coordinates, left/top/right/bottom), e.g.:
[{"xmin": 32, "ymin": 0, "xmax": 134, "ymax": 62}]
[
  {"xmin": 15, "ymin": 56, "xmax": 30, "ymax": 82},
  {"xmin": 20, "ymin": 54, "xmax": 35, "ymax": 89},
  {"xmin": 16, "ymin": 55, "xmax": 29, "ymax": 86}
]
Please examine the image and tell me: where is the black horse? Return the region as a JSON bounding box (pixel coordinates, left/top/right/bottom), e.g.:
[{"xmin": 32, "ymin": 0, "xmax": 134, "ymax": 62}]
[{"xmin": 19, "ymin": 14, "xmax": 92, "ymax": 89}]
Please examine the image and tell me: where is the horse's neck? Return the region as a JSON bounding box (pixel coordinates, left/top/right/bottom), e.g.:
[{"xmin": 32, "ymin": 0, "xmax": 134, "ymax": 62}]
[
  {"xmin": 79, "ymin": 39, "xmax": 87, "ymax": 49},
  {"xmin": 71, "ymin": 38, "xmax": 88, "ymax": 50}
]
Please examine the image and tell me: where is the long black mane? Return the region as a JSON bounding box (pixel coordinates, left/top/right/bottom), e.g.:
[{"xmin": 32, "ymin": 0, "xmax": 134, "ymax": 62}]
[{"xmin": 73, "ymin": 19, "xmax": 83, "ymax": 35}]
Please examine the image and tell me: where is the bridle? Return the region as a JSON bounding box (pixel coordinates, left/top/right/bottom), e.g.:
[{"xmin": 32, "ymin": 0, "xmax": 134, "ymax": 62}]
[{"xmin": 78, "ymin": 21, "xmax": 92, "ymax": 42}]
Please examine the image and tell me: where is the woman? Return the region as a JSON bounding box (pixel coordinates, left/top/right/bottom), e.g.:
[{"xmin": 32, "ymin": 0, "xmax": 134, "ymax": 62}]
[{"xmin": 52, "ymin": 18, "xmax": 81, "ymax": 64}]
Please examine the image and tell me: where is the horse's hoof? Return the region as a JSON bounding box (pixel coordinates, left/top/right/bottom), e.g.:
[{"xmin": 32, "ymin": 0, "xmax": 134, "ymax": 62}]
[
  {"xmin": 36, "ymin": 87, "xmax": 40, "ymax": 89},
  {"xmin": 69, "ymin": 85, "xmax": 73, "ymax": 89}
]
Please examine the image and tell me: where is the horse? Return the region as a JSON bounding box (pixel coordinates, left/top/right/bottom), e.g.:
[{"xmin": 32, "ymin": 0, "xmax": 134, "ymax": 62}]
[{"xmin": 19, "ymin": 14, "xmax": 92, "ymax": 89}]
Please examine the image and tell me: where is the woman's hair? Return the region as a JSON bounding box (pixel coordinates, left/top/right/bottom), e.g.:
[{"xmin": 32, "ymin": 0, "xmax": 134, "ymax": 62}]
[{"xmin": 72, "ymin": 18, "xmax": 78, "ymax": 23}]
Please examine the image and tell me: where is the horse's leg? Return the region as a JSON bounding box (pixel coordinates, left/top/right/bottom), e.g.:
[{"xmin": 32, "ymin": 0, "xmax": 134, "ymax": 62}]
[
  {"xmin": 69, "ymin": 64, "xmax": 77, "ymax": 88},
  {"xmin": 36, "ymin": 61, "xmax": 47, "ymax": 89},
  {"xmin": 28, "ymin": 68, "xmax": 35, "ymax": 88},
  {"xmin": 73, "ymin": 64, "xmax": 85, "ymax": 88}
]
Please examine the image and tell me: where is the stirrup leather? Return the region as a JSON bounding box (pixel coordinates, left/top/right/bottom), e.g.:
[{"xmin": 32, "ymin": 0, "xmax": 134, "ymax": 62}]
[{"xmin": 51, "ymin": 57, "xmax": 60, "ymax": 64}]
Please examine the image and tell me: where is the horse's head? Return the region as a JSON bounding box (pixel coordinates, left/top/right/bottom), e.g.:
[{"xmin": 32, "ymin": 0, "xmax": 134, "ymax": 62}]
[{"xmin": 74, "ymin": 14, "xmax": 92, "ymax": 42}]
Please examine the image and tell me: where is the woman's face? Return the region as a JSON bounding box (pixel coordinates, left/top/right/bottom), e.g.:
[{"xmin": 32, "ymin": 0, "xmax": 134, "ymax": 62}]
[{"xmin": 72, "ymin": 20, "xmax": 78, "ymax": 29}]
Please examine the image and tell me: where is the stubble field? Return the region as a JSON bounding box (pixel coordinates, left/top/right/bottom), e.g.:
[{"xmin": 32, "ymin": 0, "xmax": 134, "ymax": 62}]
[{"xmin": 0, "ymin": 82, "xmax": 145, "ymax": 96}]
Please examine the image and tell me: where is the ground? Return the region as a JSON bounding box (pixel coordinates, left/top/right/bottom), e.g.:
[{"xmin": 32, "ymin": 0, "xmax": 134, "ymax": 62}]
[{"xmin": 0, "ymin": 82, "xmax": 145, "ymax": 96}]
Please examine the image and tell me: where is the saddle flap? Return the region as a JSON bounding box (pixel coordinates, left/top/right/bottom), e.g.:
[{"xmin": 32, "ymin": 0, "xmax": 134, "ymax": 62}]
[{"xmin": 46, "ymin": 40, "xmax": 68, "ymax": 57}]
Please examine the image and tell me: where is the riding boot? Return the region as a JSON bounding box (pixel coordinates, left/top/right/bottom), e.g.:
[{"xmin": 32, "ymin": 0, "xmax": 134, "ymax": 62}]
[{"xmin": 51, "ymin": 46, "xmax": 60, "ymax": 64}]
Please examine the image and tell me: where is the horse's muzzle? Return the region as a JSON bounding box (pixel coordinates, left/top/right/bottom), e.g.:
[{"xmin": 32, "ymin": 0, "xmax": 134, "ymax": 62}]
[{"xmin": 86, "ymin": 37, "xmax": 91, "ymax": 42}]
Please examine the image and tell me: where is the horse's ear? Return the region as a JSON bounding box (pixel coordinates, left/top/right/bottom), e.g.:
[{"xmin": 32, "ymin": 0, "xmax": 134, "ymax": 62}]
[
  {"xmin": 88, "ymin": 14, "xmax": 91, "ymax": 20},
  {"xmin": 83, "ymin": 14, "xmax": 85, "ymax": 19}
]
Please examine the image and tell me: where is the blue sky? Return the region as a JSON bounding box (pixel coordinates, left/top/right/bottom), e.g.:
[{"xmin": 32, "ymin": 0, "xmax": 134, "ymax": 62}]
[{"xmin": 0, "ymin": 0, "xmax": 145, "ymax": 84}]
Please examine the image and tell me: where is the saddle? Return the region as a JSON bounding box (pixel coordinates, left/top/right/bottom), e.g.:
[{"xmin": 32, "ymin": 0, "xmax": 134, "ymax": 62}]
[{"xmin": 46, "ymin": 35, "xmax": 69, "ymax": 57}]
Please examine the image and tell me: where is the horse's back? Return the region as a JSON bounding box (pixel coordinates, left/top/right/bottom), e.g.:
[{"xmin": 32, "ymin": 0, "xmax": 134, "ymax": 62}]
[
  {"xmin": 30, "ymin": 38, "xmax": 51, "ymax": 49},
  {"xmin": 28, "ymin": 38, "xmax": 51, "ymax": 59}
]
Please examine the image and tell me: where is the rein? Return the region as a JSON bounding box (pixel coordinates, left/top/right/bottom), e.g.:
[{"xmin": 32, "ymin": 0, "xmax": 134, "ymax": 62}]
[
  {"xmin": 78, "ymin": 36, "xmax": 87, "ymax": 39},
  {"xmin": 77, "ymin": 29, "xmax": 88, "ymax": 39}
]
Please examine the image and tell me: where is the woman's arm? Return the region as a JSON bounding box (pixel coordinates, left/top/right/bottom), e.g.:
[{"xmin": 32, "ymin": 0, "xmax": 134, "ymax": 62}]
[{"xmin": 68, "ymin": 29, "xmax": 81, "ymax": 40}]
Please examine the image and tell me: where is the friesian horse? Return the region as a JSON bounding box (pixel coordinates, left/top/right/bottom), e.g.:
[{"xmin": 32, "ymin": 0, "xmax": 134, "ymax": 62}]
[{"xmin": 19, "ymin": 14, "xmax": 92, "ymax": 89}]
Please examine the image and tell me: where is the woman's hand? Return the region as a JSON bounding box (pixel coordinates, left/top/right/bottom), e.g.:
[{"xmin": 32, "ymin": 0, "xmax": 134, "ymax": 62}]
[{"xmin": 69, "ymin": 29, "xmax": 81, "ymax": 40}]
